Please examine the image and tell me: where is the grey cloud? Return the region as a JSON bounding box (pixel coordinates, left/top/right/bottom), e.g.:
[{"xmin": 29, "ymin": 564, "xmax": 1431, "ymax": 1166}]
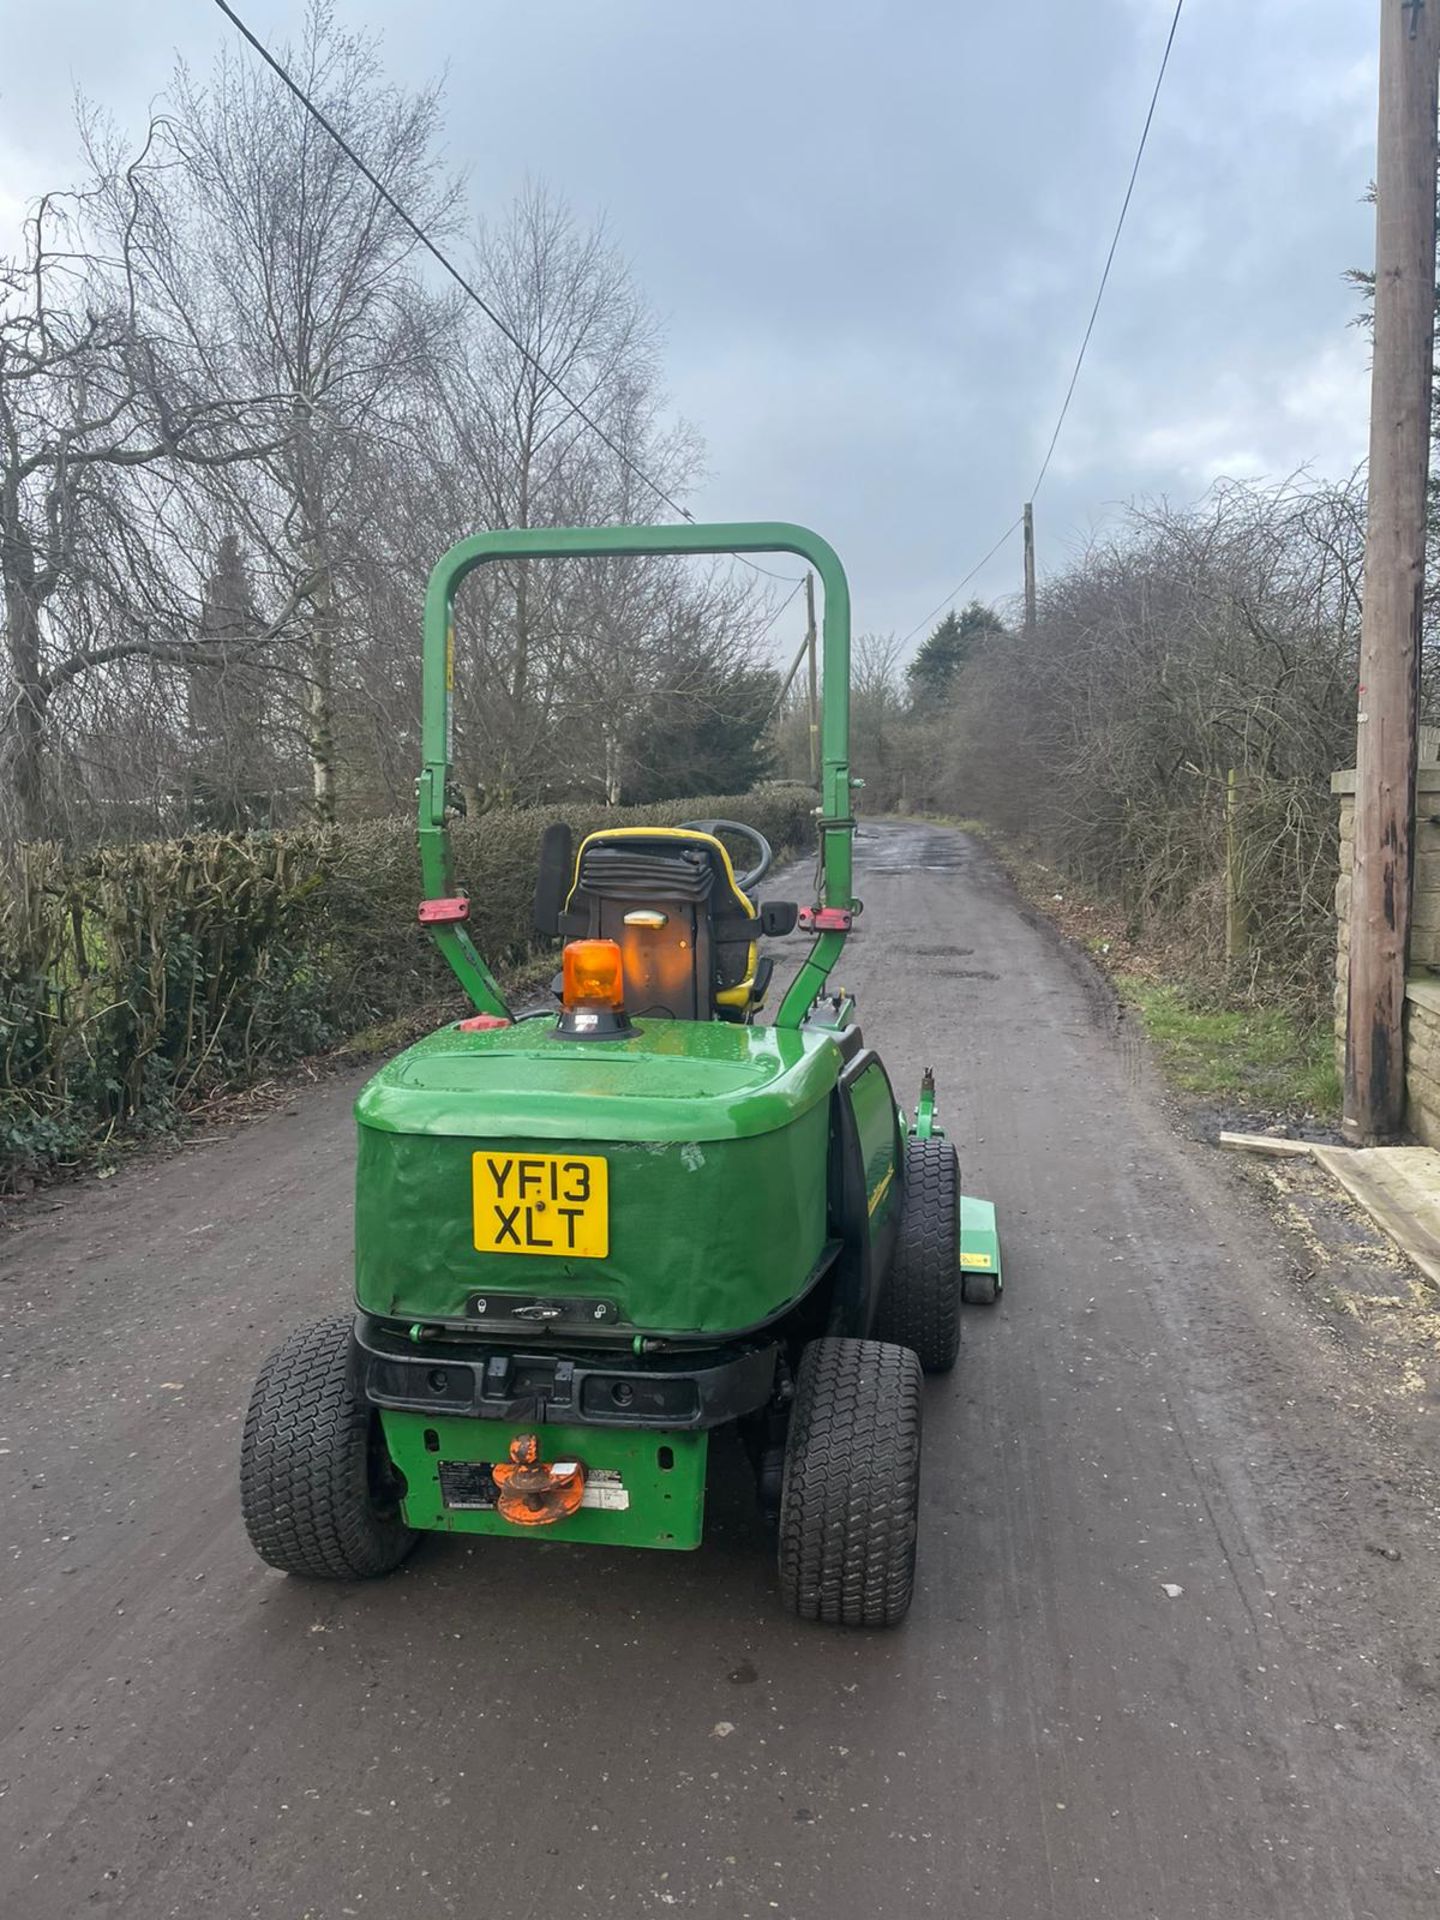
[{"xmin": 1, "ymin": 0, "xmax": 1378, "ymax": 642}]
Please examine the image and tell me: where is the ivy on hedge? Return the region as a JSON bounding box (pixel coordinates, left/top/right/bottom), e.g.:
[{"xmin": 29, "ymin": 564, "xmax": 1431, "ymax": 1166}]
[{"xmin": 0, "ymin": 785, "xmax": 818, "ymax": 1189}]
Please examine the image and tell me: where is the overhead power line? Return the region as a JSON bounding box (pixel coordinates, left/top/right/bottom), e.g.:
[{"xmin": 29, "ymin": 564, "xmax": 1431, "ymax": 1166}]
[
  {"xmin": 907, "ymin": 0, "xmax": 1185, "ymax": 645},
  {"xmin": 1029, "ymin": 0, "xmax": 1185, "ymax": 502},
  {"xmin": 758, "ymin": 578, "xmax": 812, "ymax": 726},
  {"xmin": 211, "ymin": 0, "xmax": 690, "ymax": 521},
  {"xmin": 759, "ymin": 576, "xmax": 808, "ymax": 646},
  {"xmin": 899, "ymin": 517, "xmax": 1024, "ymax": 648},
  {"xmin": 210, "ymin": 0, "xmax": 803, "ymax": 584}
]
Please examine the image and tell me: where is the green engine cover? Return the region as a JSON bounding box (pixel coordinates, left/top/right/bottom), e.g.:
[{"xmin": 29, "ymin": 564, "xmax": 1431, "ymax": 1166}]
[{"xmin": 354, "ymin": 1017, "xmax": 840, "ymax": 1339}]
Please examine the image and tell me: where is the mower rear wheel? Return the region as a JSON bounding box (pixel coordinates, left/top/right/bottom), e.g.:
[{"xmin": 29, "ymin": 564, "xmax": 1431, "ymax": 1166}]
[
  {"xmin": 778, "ymin": 1337, "xmax": 923, "ymax": 1628},
  {"xmin": 962, "ymin": 1269, "xmax": 1000, "ymax": 1306},
  {"xmin": 874, "ymin": 1136, "xmax": 962, "ymax": 1372},
  {"xmin": 240, "ymin": 1315, "xmax": 417, "ymax": 1580}
]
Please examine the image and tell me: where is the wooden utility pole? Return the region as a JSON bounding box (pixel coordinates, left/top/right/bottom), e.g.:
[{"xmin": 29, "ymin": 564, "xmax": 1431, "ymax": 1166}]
[
  {"xmin": 1346, "ymin": 0, "xmax": 1440, "ymax": 1142},
  {"xmin": 1022, "ymin": 502, "xmax": 1037, "ymax": 635},
  {"xmin": 804, "ymin": 571, "xmax": 820, "ymax": 784}
]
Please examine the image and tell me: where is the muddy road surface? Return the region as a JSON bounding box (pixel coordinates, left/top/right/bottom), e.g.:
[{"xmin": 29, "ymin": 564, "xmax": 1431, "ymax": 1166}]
[{"xmin": 3, "ymin": 820, "xmax": 1438, "ymax": 1919}]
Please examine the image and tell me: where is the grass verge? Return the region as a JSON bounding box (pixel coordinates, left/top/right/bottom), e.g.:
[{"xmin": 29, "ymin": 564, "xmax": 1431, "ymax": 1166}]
[
  {"xmin": 1116, "ymin": 979, "xmax": 1341, "ymax": 1117},
  {"xmin": 927, "ymin": 814, "xmax": 1341, "ymax": 1125}
]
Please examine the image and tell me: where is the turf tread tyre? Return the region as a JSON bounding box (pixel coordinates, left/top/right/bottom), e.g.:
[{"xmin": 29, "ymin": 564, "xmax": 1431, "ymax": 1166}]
[
  {"xmin": 240, "ymin": 1315, "xmax": 417, "ymax": 1580},
  {"xmin": 874, "ymin": 1137, "xmax": 961, "ymax": 1371},
  {"xmin": 778, "ymin": 1337, "xmax": 923, "ymax": 1628}
]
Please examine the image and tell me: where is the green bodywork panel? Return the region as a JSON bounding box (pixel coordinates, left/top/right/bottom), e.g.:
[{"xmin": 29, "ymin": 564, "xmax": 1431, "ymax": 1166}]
[
  {"xmin": 850, "ymin": 1055, "xmax": 902, "ymax": 1232},
  {"xmin": 357, "ymin": 1016, "xmax": 839, "ymax": 1143},
  {"xmin": 960, "ymin": 1193, "xmax": 1002, "ymax": 1281},
  {"xmin": 355, "ymin": 1017, "xmax": 839, "ymax": 1337},
  {"xmin": 381, "ymin": 1411, "xmax": 708, "ymax": 1550}
]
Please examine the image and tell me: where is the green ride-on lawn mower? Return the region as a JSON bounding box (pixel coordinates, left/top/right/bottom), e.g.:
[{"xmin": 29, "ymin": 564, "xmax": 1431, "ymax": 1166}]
[{"xmin": 239, "ymin": 522, "xmax": 1003, "ymax": 1628}]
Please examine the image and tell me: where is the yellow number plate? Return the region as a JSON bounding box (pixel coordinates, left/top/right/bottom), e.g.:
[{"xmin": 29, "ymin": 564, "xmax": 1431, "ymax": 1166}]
[{"xmin": 472, "ymin": 1152, "xmax": 609, "ymax": 1259}]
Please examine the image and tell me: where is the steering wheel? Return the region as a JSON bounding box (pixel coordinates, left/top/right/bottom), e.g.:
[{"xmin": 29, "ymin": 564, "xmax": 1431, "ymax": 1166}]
[{"xmin": 682, "ymin": 818, "xmax": 774, "ymax": 892}]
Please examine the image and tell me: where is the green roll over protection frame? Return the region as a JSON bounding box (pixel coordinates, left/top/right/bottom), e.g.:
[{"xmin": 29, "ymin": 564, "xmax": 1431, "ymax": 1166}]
[{"xmin": 417, "ymin": 522, "xmax": 856, "ymax": 1030}]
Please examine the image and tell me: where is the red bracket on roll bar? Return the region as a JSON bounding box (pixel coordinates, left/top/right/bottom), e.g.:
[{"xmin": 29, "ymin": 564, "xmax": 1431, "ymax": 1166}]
[
  {"xmin": 798, "ymin": 905, "xmax": 853, "ymax": 932},
  {"xmin": 418, "ymin": 896, "xmax": 470, "ymax": 924}
]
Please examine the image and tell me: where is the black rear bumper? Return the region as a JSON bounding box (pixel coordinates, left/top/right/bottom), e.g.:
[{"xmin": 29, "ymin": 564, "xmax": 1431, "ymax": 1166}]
[{"xmin": 353, "ymin": 1315, "xmax": 777, "ymax": 1432}]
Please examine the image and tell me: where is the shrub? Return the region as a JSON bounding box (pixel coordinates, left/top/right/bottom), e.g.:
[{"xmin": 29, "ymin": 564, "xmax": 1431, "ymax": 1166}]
[
  {"xmin": 0, "ymin": 784, "xmax": 817, "ymax": 1189},
  {"xmin": 907, "ymin": 479, "xmax": 1367, "ymax": 1015}
]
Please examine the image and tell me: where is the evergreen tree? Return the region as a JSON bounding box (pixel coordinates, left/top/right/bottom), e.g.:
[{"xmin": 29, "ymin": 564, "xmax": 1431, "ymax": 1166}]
[
  {"xmin": 185, "ymin": 534, "xmax": 274, "ymax": 828},
  {"xmin": 624, "ymin": 661, "xmax": 780, "ymax": 804},
  {"xmin": 906, "ymin": 601, "xmax": 1007, "ymax": 708}
]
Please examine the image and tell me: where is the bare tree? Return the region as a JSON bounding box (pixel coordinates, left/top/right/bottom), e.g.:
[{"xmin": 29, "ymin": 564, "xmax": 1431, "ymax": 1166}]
[
  {"xmin": 2, "ymin": 15, "xmax": 769, "ymax": 847},
  {"xmin": 441, "ymin": 184, "xmax": 703, "ymax": 803},
  {"xmin": 154, "ymin": 0, "xmax": 462, "ymax": 820},
  {"xmin": 848, "ymin": 633, "xmax": 908, "ymax": 811},
  {"xmin": 0, "ymin": 143, "xmax": 287, "ymax": 848},
  {"xmin": 915, "ymin": 476, "xmax": 1370, "ymax": 1006}
]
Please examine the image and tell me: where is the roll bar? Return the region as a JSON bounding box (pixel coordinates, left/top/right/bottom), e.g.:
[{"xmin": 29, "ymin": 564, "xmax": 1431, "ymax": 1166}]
[{"xmin": 418, "ymin": 522, "xmax": 855, "ymax": 1027}]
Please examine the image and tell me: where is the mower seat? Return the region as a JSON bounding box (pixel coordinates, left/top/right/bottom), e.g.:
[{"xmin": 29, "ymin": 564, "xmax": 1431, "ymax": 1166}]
[{"xmin": 558, "ymin": 827, "xmax": 759, "ymax": 1021}]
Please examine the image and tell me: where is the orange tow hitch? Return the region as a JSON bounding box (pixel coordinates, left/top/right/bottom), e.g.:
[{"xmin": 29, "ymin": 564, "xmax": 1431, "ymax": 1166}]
[{"xmin": 491, "ymin": 1433, "xmax": 586, "ymax": 1526}]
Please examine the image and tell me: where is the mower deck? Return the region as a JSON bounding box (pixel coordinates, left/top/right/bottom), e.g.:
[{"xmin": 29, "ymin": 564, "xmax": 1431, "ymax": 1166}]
[{"xmin": 959, "ymin": 1193, "xmax": 1002, "ymax": 1283}]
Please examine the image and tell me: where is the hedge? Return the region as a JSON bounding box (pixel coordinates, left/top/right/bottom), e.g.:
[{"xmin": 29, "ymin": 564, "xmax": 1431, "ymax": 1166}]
[{"xmin": 0, "ymin": 784, "xmax": 818, "ymax": 1189}]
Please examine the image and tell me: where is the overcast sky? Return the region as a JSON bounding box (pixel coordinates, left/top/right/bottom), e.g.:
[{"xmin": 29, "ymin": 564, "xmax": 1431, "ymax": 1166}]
[{"xmin": 0, "ymin": 0, "xmax": 1379, "ymax": 655}]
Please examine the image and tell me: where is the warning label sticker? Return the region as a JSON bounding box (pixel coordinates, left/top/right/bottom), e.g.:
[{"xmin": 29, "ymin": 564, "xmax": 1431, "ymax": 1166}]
[
  {"xmin": 439, "ymin": 1461, "xmax": 499, "ymax": 1510},
  {"xmin": 580, "ymin": 1470, "xmax": 630, "ymax": 1512}
]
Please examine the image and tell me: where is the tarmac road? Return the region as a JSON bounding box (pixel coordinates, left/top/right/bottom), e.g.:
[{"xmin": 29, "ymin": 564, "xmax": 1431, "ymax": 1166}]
[{"xmin": 3, "ymin": 819, "xmax": 1439, "ymax": 1920}]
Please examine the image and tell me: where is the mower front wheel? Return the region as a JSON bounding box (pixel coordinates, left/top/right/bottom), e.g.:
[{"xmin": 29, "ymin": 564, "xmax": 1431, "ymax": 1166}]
[
  {"xmin": 240, "ymin": 1315, "xmax": 417, "ymax": 1580},
  {"xmin": 874, "ymin": 1136, "xmax": 962, "ymax": 1371},
  {"xmin": 778, "ymin": 1337, "xmax": 923, "ymax": 1628}
]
